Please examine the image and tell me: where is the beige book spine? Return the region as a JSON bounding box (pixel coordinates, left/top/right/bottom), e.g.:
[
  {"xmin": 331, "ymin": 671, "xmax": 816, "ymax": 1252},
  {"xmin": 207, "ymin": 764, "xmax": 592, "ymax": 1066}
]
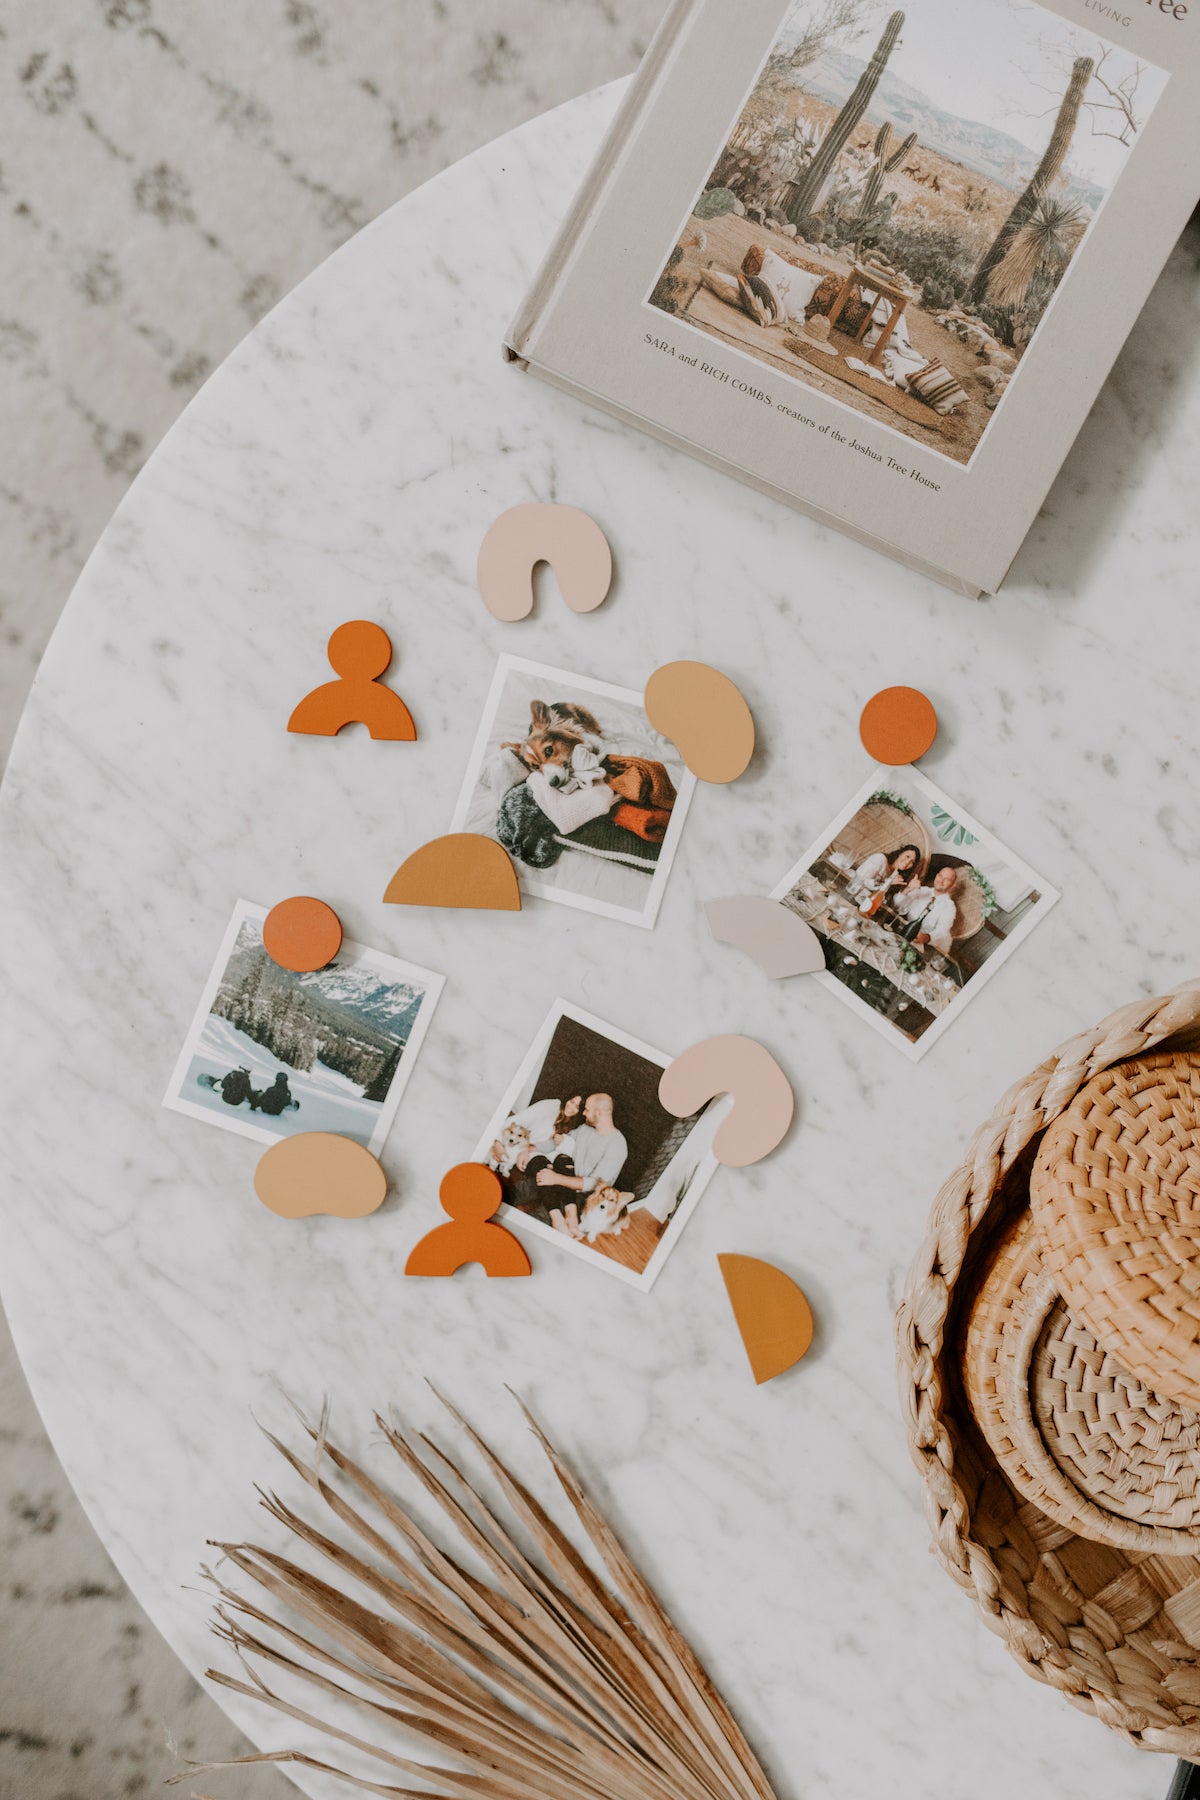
[{"xmin": 505, "ymin": 0, "xmax": 706, "ymax": 364}]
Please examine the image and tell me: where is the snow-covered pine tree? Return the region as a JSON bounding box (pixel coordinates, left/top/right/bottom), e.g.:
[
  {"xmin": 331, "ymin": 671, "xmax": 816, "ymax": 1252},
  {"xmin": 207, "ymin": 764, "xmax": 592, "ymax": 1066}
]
[{"xmin": 362, "ymin": 1040, "xmax": 403, "ymax": 1102}]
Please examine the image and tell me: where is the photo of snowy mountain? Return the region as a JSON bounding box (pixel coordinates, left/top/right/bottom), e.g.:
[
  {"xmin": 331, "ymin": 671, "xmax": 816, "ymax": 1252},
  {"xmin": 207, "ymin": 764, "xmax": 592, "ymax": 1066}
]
[{"xmin": 163, "ymin": 901, "xmax": 444, "ymax": 1154}]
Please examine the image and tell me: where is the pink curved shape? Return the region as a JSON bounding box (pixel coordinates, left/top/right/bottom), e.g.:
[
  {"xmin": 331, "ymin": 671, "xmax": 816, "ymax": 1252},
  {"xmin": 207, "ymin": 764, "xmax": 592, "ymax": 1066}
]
[
  {"xmin": 659, "ymin": 1035, "xmax": 794, "ymax": 1168},
  {"xmin": 476, "ymin": 503, "xmax": 612, "ymax": 622}
]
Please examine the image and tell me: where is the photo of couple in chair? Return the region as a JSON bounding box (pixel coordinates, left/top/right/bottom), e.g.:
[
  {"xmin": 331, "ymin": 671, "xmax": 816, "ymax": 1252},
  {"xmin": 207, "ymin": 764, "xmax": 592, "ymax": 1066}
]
[
  {"xmin": 475, "ymin": 1001, "xmax": 725, "ymax": 1290},
  {"xmin": 773, "ymin": 766, "xmax": 1057, "ymax": 1057},
  {"xmin": 846, "ymin": 843, "xmax": 960, "ymax": 954}
]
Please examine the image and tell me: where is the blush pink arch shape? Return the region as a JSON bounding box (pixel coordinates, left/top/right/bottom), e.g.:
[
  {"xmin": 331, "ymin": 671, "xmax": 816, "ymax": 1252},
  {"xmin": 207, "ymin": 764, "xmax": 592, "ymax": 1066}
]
[
  {"xmin": 476, "ymin": 503, "xmax": 613, "ymax": 621},
  {"xmin": 659, "ymin": 1035, "xmax": 795, "ymax": 1167}
]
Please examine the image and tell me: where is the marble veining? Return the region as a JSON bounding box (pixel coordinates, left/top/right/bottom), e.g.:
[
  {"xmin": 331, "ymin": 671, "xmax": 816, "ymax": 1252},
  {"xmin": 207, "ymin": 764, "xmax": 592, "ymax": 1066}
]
[{"xmin": 1, "ymin": 79, "xmax": 1199, "ymax": 1800}]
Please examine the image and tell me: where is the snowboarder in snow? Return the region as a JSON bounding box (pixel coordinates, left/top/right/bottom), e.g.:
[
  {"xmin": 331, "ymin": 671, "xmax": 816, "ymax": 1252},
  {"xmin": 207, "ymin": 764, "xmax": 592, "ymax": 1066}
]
[
  {"xmin": 198, "ymin": 1066, "xmax": 255, "ymax": 1108},
  {"xmin": 251, "ymin": 1071, "xmax": 298, "ymax": 1117}
]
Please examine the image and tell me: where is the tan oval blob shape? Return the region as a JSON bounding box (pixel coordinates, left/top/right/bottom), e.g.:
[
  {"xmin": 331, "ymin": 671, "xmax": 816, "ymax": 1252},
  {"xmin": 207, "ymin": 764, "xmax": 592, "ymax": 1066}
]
[
  {"xmin": 704, "ymin": 895, "xmax": 824, "ymax": 979},
  {"xmin": 659, "ymin": 1034, "xmax": 794, "ymax": 1167},
  {"xmin": 253, "ymin": 1132, "xmax": 387, "ymax": 1219},
  {"xmin": 644, "ymin": 661, "xmax": 754, "ymax": 784},
  {"xmin": 477, "ymin": 503, "xmax": 612, "ymax": 622},
  {"xmin": 718, "ymin": 1253, "xmax": 814, "ymax": 1384},
  {"xmin": 383, "ymin": 833, "xmax": 521, "ymax": 911}
]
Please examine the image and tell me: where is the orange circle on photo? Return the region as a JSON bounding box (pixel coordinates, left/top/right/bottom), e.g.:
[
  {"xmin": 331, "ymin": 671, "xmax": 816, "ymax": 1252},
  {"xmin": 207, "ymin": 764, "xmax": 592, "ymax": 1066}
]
[
  {"xmin": 859, "ymin": 686, "xmax": 938, "ymax": 766},
  {"xmin": 262, "ymin": 895, "xmax": 343, "ymax": 973}
]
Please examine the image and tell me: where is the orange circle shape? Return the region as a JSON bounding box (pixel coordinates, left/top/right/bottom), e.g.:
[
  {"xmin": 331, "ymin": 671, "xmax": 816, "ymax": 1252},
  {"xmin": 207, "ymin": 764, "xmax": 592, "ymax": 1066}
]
[
  {"xmin": 859, "ymin": 686, "xmax": 937, "ymax": 766},
  {"xmin": 327, "ymin": 619, "xmax": 392, "ymax": 681},
  {"xmin": 262, "ymin": 895, "xmax": 343, "ymax": 972}
]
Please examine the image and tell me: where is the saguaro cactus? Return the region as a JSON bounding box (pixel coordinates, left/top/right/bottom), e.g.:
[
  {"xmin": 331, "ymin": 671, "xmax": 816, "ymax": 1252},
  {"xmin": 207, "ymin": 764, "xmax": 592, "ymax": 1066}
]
[
  {"xmin": 856, "ymin": 121, "xmax": 917, "ymax": 228},
  {"xmin": 969, "ymin": 55, "xmax": 1093, "ymax": 303},
  {"xmin": 785, "ymin": 11, "xmax": 905, "ymax": 227}
]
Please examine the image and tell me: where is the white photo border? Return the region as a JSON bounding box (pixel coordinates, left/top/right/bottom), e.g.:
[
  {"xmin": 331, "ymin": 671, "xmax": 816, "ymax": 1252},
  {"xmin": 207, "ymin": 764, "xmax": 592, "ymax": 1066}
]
[
  {"xmin": 448, "ymin": 654, "xmax": 697, "ymax": 931},
  {"xmin": 770, "ymin": 765, "xmax": 1059, "ymax": 1061},
  {"xmin": 470, "ymin": 998, "xmax": 726, "ymax": 1292},
  {"xmin": 162, "ymin": 897, "xmax": 445, "ymax": 1154}
]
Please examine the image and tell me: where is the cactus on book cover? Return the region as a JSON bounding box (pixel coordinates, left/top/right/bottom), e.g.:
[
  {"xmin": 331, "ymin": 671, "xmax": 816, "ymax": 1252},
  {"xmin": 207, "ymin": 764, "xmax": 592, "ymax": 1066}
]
[
  {"xmin": 854, "ymin": 122, "xmax": 917, "ymax": 233},
  {"xmin": 969, "ymin": 54, "xmax": 1094, "ymax": 303},
  {"xmin": 785, "ymin": 10, "xmax": 905, "ymax": 229}
]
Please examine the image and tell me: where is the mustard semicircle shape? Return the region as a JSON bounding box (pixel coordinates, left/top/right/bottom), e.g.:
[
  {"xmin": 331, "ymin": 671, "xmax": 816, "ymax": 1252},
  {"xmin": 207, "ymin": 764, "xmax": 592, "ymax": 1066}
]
[
  {"xmin": 718, "ymin": 1253, "xmax": 814, "ymax": 1384},
  {"xmin": 383, "ymin": 833, "xmax": 521, "ymax": 911}
]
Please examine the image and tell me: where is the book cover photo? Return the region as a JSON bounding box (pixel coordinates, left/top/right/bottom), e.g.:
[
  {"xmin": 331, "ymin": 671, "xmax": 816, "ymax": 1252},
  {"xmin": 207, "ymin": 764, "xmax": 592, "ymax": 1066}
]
[
  {"xmin": 507, "ymin": 0, "xmax": 1197, "ymax": 593},
  {"xmin": 645, "ymin": 0, "xmax": 1168, "ymax": 470}
]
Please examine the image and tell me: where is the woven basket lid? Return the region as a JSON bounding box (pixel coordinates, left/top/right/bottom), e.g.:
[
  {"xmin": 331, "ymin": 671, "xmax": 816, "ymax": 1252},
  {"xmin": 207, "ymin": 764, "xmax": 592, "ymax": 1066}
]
[
  {"xmin": 1031, "ymin": 1051, "xmax": 1200, "ymax": 1411},
  {"xmin": 962, "ymin": 1208, "xmax": 1200, "ymax": 1552}
]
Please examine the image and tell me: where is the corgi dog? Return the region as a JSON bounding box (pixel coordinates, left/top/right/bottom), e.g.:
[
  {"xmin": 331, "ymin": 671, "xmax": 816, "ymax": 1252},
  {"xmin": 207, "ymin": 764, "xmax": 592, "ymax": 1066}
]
[
  {"xmin": 491, "ymin": 1119, "xmax": 532, "ymax": 1173},
  {"xmin": 551, "ymin": 1184, "xmax": 635, "ymax": 1243},
  {"xmin": 503, "ymin": 699, "xmax": 606, "ymax": 790}
]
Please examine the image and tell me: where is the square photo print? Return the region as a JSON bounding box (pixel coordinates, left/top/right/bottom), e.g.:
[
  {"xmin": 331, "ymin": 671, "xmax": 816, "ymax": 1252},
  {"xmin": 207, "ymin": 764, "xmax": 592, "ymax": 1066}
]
[
  {"xmin": 450, "ymin": 655, "xmax": 696, "ymax": 929},
  {"xmin": 473, "ymin": 1000, "xmax": 727, "ymax": 1291},
  {"xmin": 646, "ymin": 0, "xmax": 1167, "ymax": 467},
  {"xmin": 163, "ymin": 899, "xmax": 444, "ymax": 1153},
  {"xmin": 771, "ymin": 766, "xmax": 1057, "ymax": 1059}
]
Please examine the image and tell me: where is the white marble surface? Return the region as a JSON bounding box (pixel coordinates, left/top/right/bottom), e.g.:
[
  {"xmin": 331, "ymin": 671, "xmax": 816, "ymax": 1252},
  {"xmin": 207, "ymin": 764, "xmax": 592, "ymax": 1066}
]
[{"xmin": 1, "ymin": 79, "xmax": 1198, "ymax": 1800}]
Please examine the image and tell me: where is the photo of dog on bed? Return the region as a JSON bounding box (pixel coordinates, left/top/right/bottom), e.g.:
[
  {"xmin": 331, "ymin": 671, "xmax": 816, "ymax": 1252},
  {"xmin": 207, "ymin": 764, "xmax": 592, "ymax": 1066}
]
[
  {"xmin": 472, "ymin": 1000, "xmax": 726, "ymax": 1291},
  {"xmin": 450, "ymin": 656, "xmax": 696, "ymax": 928}
]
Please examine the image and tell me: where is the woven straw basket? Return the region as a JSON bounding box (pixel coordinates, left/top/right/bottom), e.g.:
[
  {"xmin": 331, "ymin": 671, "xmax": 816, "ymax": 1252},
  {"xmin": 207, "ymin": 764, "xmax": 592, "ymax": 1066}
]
[
  {"xmin": 961, "ymin": 1207, "xmax": 1200, "ymax": 1554},
  {"xmin": 897, "ymin": 981, "xmax": 1200, "ymax": 1758},
  {"xmin": 1032, "ymin": 1052, "xmax": 1200, "ymax": 1414}
]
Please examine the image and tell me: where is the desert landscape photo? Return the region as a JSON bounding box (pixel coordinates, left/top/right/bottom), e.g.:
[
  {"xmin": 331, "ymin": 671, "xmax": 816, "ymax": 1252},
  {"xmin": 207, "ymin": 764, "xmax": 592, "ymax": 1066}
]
[{"xmin": 647, "ymin": 0, "xmax": 1167, "ymax": 464}]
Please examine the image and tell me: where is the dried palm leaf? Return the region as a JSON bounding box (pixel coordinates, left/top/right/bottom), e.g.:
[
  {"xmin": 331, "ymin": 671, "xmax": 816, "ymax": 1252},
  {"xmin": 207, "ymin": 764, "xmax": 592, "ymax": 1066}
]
[
  {"xmin": 171, "ymin": 1395, "xmax": 780, "ymax": 1800},
  {"xmin": 986, "ymin": 193, "xmax": 1087, "ymax": 308}
]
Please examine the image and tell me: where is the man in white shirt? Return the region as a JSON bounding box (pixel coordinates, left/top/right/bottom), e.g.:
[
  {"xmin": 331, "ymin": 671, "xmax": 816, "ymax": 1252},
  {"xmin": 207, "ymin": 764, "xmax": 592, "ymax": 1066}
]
[{"xmin": 893, "ymin": 864, "xmax": 959, "ymax": 956}]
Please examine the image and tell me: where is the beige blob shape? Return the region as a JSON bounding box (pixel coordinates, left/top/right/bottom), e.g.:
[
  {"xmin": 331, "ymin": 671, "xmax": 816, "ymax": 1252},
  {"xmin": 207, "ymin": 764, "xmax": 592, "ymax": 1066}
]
[
  {"xmin": 659, "ymin": 1034, "xmax": 794, "ymax": 1167},
  {"xmin": 253, "ymin": 1132, "xmax": 387, "ymax": 1219},
  {"xmin": 704, "ymin": 896, "xmax": 825, "ymax": 979},
  {"xmin": 718, "ymin": 1253, "xmax": 814, "ymax": 1384},
  {"xmin": 383, "ymin": 833, "xmax": 521, "ymax": 911},
  {"xmin": 476, "ymin": 503, "xmax": 612, "ymax": 622},
  {"xmin": 644, "ymin": 661, "xmax": 754, "ymax": 783}
]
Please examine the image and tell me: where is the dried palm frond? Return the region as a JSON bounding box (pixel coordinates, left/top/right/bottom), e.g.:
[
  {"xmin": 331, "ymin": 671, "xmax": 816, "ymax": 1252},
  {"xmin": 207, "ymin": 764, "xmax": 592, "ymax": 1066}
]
[
  {"xmin": 986, "ymin": 193, "xmax": 1087, "ymax": 308},
  {"xmin": 171, "ymin": 1393, "xmax": 780, "ymax": 1800}
]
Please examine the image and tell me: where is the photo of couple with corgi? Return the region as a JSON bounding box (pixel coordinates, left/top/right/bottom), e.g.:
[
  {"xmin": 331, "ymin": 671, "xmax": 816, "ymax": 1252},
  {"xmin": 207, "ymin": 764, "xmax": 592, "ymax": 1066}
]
[
  {"xmin": 487, "ymin": 1091, "xmax": 636, "ymax": 1244},
  {"xmin": 474, "ymin": 1001, "xmax": 726, "ymax": 1292},
  {"xmin": 451, "ymin": 656, "xmax": 696, "ymax": 929}
]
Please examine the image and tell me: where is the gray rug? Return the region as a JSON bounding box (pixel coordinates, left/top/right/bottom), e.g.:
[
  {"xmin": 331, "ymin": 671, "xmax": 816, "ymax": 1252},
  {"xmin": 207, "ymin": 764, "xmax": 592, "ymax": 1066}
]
[{"xmin": 0, "ymin": 2, "xmax": 660, "ymax": 1793}]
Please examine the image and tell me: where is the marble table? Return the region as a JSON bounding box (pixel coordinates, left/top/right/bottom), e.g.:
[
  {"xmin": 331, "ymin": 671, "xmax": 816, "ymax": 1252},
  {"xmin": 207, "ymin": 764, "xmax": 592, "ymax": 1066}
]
[{"xmin": 1, "ymin": 79, "xmax": 1197, "ymax": 1800}]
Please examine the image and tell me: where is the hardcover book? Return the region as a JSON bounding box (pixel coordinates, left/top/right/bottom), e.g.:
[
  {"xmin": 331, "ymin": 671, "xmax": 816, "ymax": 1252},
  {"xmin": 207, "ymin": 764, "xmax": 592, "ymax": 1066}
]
[{"xmin": 505, "ymin": 0, "xmax": 1200, "ymax": 595}]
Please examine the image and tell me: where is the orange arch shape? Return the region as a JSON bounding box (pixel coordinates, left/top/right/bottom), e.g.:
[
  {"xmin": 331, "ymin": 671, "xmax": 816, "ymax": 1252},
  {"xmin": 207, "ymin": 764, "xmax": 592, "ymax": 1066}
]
[
  {"xmin": 405, "ymin": 1164, "xmax": 531, "ymax": 1277},
  {"xmin": 288, "ymin": 621, "xmax": 417, "ymax": 741}
]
